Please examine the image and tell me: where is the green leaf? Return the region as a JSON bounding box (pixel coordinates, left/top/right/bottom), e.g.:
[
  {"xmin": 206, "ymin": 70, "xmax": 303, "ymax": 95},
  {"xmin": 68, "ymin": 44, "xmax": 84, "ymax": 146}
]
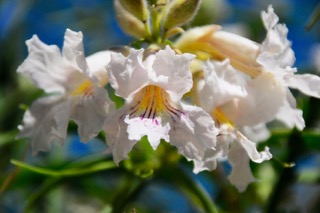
[
  {"xmin": 11, "ymin": 159, "xmax": 116, "ymax": 177},
  {"xmin": 0, "ymin": 130, "xmax": 19, "ymax": 147},
  {"xmin": 302, "ymin": 131, "xmax": 320, "ymax": 151}
]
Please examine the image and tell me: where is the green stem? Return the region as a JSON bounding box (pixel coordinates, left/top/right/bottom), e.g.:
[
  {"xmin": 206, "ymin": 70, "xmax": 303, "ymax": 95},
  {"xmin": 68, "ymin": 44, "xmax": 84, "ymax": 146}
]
[
  {"xmin": 112, "ymin": 174, "xmax": 147, "ymax": 213},
  {"xmin": 305, "ymin": 2, "xmax": 320, "ymax": 31},
  {"xmin": 24, "ymin": 177, "xmax": 62, "ymax": 212},
  {"xmin": 151, "ymin": 7, "xmax": 161, "ymax": 43},
  {"xmin": 144, "ymin": 20, "xmax": 152, "ymax": 41},
  {"xmin": 11, "ymin": 159, "xmax": 116, "ymax": 177}
]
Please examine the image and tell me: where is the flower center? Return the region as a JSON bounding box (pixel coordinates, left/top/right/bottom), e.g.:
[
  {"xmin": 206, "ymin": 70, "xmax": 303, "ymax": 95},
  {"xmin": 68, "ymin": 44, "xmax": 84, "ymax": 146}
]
[
  {"xmin": 212, "ymin": 108, "xmax": 234, "ymax": 127},
  {"xmin": 70, "ymin": 80, "xmax": 94, "ymax": 97},
  {"xmin": 128, "ymin": 85, "xmax": 184, "ymax": 123}
]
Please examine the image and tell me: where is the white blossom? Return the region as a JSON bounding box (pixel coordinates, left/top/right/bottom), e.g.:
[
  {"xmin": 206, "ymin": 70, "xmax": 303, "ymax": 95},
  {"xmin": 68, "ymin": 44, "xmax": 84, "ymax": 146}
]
[
  {"xmin": 197, "ymin": 59, "xmax": 273, "ymax": 191},
  {"xmin": 104, "ymin": 46, "xmax": 218, "ymax": 165},
  {"xmin": 176, "ymin": 5, "xmax": 320, "ymax": 130},
  {"xmin": 17, "ymin": 29, "xmax": 114, "ymax": 154}
]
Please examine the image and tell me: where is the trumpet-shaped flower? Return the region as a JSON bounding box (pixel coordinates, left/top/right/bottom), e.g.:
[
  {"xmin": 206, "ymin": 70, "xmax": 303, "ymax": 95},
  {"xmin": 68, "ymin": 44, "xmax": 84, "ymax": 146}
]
[
  {"xmin": 176, "ymin": 5, "xmax": 320, "ymax": 130},
  {"xmin": 196, "ymin": 59, "xmax": 273, "ymax": 191},
  {"xmin": 17, "ymin": 29, "xmax": 115, "ymax": 154},
  {"xmin": 104, "ymin": 46, "xmax": 218, "ymax": 165}
]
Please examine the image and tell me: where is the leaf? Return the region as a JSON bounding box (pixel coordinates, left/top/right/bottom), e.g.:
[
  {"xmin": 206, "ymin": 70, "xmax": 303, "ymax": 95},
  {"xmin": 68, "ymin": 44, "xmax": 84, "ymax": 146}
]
[
  {"xmin": 11, "ymin": 159, "xmax": 116, "ymax": 177},
  {"xmin": 0, "ymin": 130, "xmax": 19, "ymax": 147},
  {"xmin": 301, "ymin": 131, "xmax": 320, "ymax": 151}
]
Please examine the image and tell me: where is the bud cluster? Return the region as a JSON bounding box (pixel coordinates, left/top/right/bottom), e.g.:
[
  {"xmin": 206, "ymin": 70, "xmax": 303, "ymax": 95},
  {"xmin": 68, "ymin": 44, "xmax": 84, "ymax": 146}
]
[{"xmin": 115, "ymin": 0, "xmax": 201, "ymax": 43}]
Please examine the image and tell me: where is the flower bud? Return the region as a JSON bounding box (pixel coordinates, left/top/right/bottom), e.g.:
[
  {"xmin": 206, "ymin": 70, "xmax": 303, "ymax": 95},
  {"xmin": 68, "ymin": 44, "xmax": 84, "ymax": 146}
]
[
  {"xmin": 163, "ymin": 0, "xmax": 202, "ymax": 30},
  {"xmin": 118, "ymin": 0, "xmax": 149, "ymax": 22},
  {"xmin": 114, "ymin": 0, "xmax": 147, "ymax": 38},
  {"xmin": 175, "ymin": 25, "xmax": 263, "ymax": 77},
  {"xmin": 164, "ymin": 26, "xmax": 184, "ymax": 39}
]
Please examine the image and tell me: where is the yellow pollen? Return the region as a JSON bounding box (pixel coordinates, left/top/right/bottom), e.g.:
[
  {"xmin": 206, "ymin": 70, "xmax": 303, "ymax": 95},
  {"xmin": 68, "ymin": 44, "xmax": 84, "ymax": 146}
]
[{"xmin": 71, "ymin": 80, "xmax": 93, "ymax": 96}]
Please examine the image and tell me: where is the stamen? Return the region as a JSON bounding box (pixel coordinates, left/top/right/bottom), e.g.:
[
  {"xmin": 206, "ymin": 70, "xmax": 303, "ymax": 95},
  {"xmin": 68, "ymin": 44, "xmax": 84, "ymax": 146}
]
[
  {"xmin": 127, "ymin": 85, "xmax": 184, "ymax": 123},
  {"xmin": 162, "ymin": 90, "xmax": 185, "ymax": 118}
]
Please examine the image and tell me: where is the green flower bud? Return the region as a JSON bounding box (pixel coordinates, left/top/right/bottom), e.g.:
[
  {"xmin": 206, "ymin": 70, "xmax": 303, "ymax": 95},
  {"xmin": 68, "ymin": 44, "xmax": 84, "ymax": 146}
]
[
  {"xmin": 118, "ymin": 0, "xmax": 150, "ymax": 22},
  {"xmin": 163, "ymin": 0, "xmax": 202, "ymax": 30},
  {"xmin": 114, "ymin": 0, "xmax": 147, "ymax": 38}
]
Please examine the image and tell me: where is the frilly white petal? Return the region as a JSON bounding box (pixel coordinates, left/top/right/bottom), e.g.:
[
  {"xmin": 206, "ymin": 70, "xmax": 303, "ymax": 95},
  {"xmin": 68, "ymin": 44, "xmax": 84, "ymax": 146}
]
[
  {"xmin": 200, "ymin": 59, "xmax": 247, "ymax": 111},
  {"xmin": 222, "ymin": 72, "xmax": 285, "ymax": 126},
  {"xmin": 106, "ymin": 49, "xmax": 149, "ymax": 99},
  {"xmin": 236, "ymin": 132, "xmax": 272, "ymax": 163},
  {"xmin": 70, "ymin": 86, "xmax": 115, "ymax": 142},
  {"xmin": 104, "ymin": 107, "xmax": 139, "ymax": 165},
  {"xmin": 229, "ymin": 134, "xmax": 271, "ymax": 191},
  {"xmin": 17, "ymin": 29, "xmax": 91, "ymax": 94},
  {"xmin": 228, "ymin": 142, "xmax": 255, "ymax": 192},
  {"xmin": 16, "ymin": 96, "xmax": 69, "ymax": 155},
  {"xmin": 193, "ymin": 136, "xmax": 230, "ymax": 173},
  {"xmin": 276, "ymin": 99, "xmax": 305, "ymax": 130},
  {"xmin": 150, "ymin": 46, "xmax": 195, "ymax": 101},
  {"xmin": 17, "ymin": 35, "xmax": 68, "ymax": 94},
  {"xmin": 258, "ymin": 6, "xmax": 295, "ymax": 69},
  {"xmin": 261, "ymin": 5, "xmax": 279, "ymax": 30},
  {"xmin": 286, "ymin": 74, "xmax": 320, "ymax": 98},
  {"xmin": 125, "ymin": 116, "xmax": 170, "ymax": 150},
  {"xmin": 257, "ymin": 29, "xmax": 295, "ymax": 69},
  {"xmin": 169, "ymin": 104, "xmax": 218, "ymax": 161},
  {"xmin": 62, "ymin": 29, "xmax": 87, "ymax": 72}
]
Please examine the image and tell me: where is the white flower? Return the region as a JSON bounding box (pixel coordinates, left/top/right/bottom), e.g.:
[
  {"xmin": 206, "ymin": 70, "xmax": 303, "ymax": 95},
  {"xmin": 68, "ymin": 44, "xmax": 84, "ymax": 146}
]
[
  {"xmin": 104, "ymin": 46, "xmax": 218, "ymax": 165},
  {"xmin": 17, "ymin": 29, "xmax": 115, "ymax": 155},
  {"xmin": 199, "ymin": 59, "xmax": 285, "ymax": 127},
  {"xmin": 196, "ymin": 59, "xmax": 273, "ymax": 191},
  {"xmin": 256, "ymin": 5, "xmax": 318, "ymax": 130},
  {"xmin": 176, "ymin": 5, "xmax": 320, "ymax": 130},
  {"xmin": 199, "ymin": 59, "xmax": 247, "ymax": 113}
]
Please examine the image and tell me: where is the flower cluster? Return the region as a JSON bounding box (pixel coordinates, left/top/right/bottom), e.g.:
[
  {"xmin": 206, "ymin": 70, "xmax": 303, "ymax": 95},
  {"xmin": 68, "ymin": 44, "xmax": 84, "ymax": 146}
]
[{"xmin": 17, "ymin": 1, "xmax": 320, "ymax": 191}]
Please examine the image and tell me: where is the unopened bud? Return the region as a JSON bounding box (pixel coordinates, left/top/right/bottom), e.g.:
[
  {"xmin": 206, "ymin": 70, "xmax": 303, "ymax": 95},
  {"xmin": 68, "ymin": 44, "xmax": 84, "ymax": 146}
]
[
  {"xmin": 175, "ymin": 25, "xmax": 263, "ymax": 77},
  {"xmin": 114, "ymin": 0, "xmax": 147, "ymax": 38},
  {"xmin": 118, "ymin": 0, "xmax": 149, "ymax": 22},
  {"xmin": 164, "ymin": 26, "xmax": 184, "ymax": 39},
  {"xmin": 163, "ymin": 0, "xmax": 201, "ymax": 30}
]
